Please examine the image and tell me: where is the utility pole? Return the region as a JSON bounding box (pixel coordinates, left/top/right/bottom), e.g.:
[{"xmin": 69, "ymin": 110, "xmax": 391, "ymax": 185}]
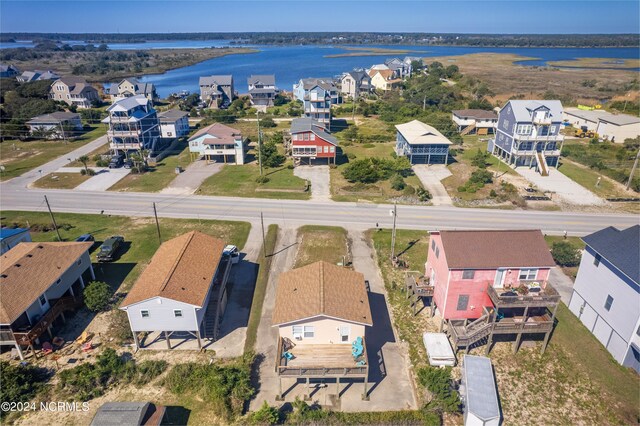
[
  {"xmin": 256, "ymin": 110, "xmax": 263, "ymax": 176},
  {"xmin": 260, "ymin": 212, "xmax": 267, "ymax": 258},
  {"xmin": 152, "ymin": 202, "xmax": 162, "ymax": 244},
  {"xmin": 390, "ymin": 201, "xmax": 397, "ymax": 263},
  {"xmin": 627, "ymin": 148, "xmax": 640, "ymax": 190},
  {"xmin": 44, "ymin": 195, "xmax": 62, "ymax": 242}
]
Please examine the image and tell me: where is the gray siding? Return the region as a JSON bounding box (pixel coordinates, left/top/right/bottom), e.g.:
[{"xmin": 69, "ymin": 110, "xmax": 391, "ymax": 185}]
[{"xmin": 124, "ymin": 297, "xmax": 201, "ymax": 332}]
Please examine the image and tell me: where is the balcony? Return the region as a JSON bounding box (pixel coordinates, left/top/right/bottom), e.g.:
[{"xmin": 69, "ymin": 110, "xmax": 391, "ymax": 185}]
[
  {"xmin": 512, "ymin": 149, "xmax": 561, "ymax": 157},
  {"xmin": 491, "ymin": 311, "xmax": 554, "ymax": 334},
  {"xmin": 275, "ymin": 336, "xmax": 369, "ymax": 377},
  {"xmin": 110, "ymin": 142, "xmax": 143, "ymax": 151},
  {"xmin": 487, "ymin": 282, "xmax": 561, "ymax": 308},
  {"xmin": 532, "ymin": 117, "xmax": 552, "ymax": 125},
  {"xmin": 108, "ymin": 129, "xmax": 142, "ymax": 138},
  {"xmin": 405, "ymin": 272, "xmax": 434, "ymax": 297},
  {"xmin": 513, "ymin": 133, "xmax": 564, "ymax": 142},
  {"xmin": 11, "ymin": 296, "xmax": 83, "ymax": 346}
]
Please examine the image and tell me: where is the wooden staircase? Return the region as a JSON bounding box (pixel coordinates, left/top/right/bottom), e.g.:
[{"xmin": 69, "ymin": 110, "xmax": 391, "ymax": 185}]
[
  {"xmin": 536, "ymin": 151, "xmax": 549, "ymax": 176},
  {"xmin": 446, "ymin": 314, "xmax": 494, "ymax": 351},
  {"xmin": 460, "ymin": 123, "xmax": 476, "ymax": 136}
]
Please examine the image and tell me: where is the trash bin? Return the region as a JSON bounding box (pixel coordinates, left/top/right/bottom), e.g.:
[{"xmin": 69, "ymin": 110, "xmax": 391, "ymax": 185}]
[{"xmin": 175, "ymin": 166, "xmax": 182, "ymax": 174}]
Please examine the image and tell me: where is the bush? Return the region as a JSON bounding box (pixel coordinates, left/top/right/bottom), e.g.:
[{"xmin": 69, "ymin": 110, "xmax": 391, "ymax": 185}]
[
  {"xmin": 250, "ymin": 401, "xmax": 280, "ymax": 425},
  {"xmin": 0, "ymin": 362, "xmax": 50, "ymax": 418},
  {"xmin": 390, "ymin": 174, "xmax": 405, "ymax": 191},
  {"xmin": 346, "ymin": 152, "xmax": 357, "ymax": 160},
  {"xmin": 551, "ymin": 241, "xmax": 581, "ymax": 267},
  {"xmin": 259, "ymin": 117, "xmax": 277, "ymax": 128},
  {"xmin": 86, "ymin": 168, "xmax": 96, "ymax": 176},
  {"xmin": 417, "ymin": 187, "xmax": 432, "ymax": 201},
  {"xmin": 471, "ymin": 149, "xmax": 490, "ymax": 168},
  {"xmin": 80, "ymin": 169, "xmax": 87, "ymax": 176},
  {"xmin": 83, "ymin": 281, "xmax": 111, "ymax": 312},
  {"xmin": 255, "ymin": 175, "xmax": 270, "ymax": 184},
  {"xmin": 342, "ymin": 157, "xmax": 411, "ymax": 184},
  {"xmin": 95, "ymin": 159, "xmax": 108, "ymax": 167},
  {"xmin": 417, "ymin": 366, "xmax": 460, "ymax": 414}
]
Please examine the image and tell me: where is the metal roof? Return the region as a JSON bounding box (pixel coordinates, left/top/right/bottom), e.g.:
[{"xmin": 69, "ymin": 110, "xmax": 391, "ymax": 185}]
[
  {"xmin": 248, "ymin": 74, "xmax": 275, "ymax": 86},
  {"xmin": 395, "ymin": 120, "xmax": 453, "ymax": 145},
  {"xmin": 463, "ymin": 355, "xmax": 501, "ymax": 422},
  {"xmin": 0, "ymin": 228, "xmax": 29, "ymax": 240},
  {"xmin": 504, "ymin": 100, "xmax": 563, "ymax": 123},
  {"xmin": 564, "ymin": 108, "xmax": 640, "ymax": 126},
  {"xmin": 290, "ymin": 117, "xmax": 338, "ymax": 145},
  {"xmin": 27, "ymin": 112, "xmax": 80, "ymax": 125},
  {"xmin": 199, "ymin": 75, "xmax": 233, "ymax": 86},
  {"xmin": 107, "ymin": 94, "xmax": 151, "ymax": 112},
  {"xmin": 90, "ymin": 402, "xmax": 149, "ymax": 426},
  {"xmin": 157, "ymin": 109, "xmax": 189, "ymax": 122},
  {"xmin": 582, "ymin": 225, "xmax": 640, "ymax": 284}
]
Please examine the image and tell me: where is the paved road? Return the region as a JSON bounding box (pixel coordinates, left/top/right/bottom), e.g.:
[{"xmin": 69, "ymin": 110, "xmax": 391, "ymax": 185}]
[{"xmin": 2, "ymin": 185, "xmax": 637, "ymax": 236}]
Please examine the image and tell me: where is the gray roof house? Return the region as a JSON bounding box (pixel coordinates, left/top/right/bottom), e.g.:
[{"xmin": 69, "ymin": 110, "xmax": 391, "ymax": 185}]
[
  {"xmin": 339, "ymin": 70, "xmax": 372, "ymax": 99},
  {"xmin": 26, "ymin": 112, "xmax": 83, "ymax": 139},
  {"xmin": 199, "ymin": 75, "xmax": 234, "ymax": 109},
  {"xmin": 108, "ymin": 78, "xmax": 158, "ymax": 103},
  {"xmin": 248, "ymin": 75, "xmax": 277, "ymax": 110},
  {"xmin": 50, "ymin": 77, "xmax": 100, "ymax": 109},
  {"xmin": 17, "ymin": 70, "xmax": 60, "ymax": 83},
  {"xmin": 0, "ymin": 64, "xmax": 19, "ymax": 78},
  {"xmin": 568, "ymin": 225, "xmax": 640, "ymax": 373}
]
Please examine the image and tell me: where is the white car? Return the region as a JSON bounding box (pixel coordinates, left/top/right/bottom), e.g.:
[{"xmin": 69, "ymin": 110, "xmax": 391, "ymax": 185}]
[{"xmin": 223, "ymin": 245, "xmax": 240, "ymax": 264}]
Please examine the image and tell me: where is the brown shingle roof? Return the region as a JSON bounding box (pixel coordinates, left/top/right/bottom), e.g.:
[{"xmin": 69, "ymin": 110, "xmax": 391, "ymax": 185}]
[
  {"xmin": 120, "ymin": 231, "xmax": 225, "ymax": 308},
  {"xmin": 452, "ymin": 109, "xmax": 498, "ymax": 120},
  {"xmin": 272, "ymin": 261, "xmax": 372, "ymax": 326},
  {"xmin": 189, "ymin": 122, "xmax": 241, "ymax": 142},
  {"xmin": 0, "ymin": 242, "xmax": 92, "ymax": 324},
  {"xmin": 437, "ymin": 230, "xmax": 555, "ymax": 269}
]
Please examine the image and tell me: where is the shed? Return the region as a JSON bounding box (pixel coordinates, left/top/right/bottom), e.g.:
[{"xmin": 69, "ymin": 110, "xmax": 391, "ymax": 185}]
[
  {"xmin": 460, "ymin": 355, "xmax": 501, "ymax": 426},
  {"xmin": 90, "ymin": 402, "xmax": 165, "ymax": 426},
  {"xmin": 422, "ymin": 332, "xmax": 456, "ymax": 366}
]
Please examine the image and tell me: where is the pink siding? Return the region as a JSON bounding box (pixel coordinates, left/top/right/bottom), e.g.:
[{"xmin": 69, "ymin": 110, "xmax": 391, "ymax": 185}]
[{"xmin": 424, "ymin": 233, "xmax": 450, "ymax": 317}]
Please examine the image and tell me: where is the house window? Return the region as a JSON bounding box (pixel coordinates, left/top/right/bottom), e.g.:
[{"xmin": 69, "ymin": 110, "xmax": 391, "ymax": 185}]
[
  {"xmin": 304, "ymin": 133, "xmax": 309, "ymax": 141},
  {"xmin": 456, "ymin": 295, "xmax": 469, "ymax": 311},
  {"xmin": 462, "ymin": 270, "xmax": 475, "ymax": 280},
  {"xmin": 310, "ymin": 134, "xmax": 316, "ymax": 141},
  {"xmin": 77, "ymin": 259, "xmax": 82, "ymax": 265},
  {"xmin": 38, "ymin": 295, "xmax": 47, "ymax": 306},
  {"xmin": 174, "ymin": 310, "xmax": 182, "ymax": 318},
  {"xmin": 324, "ymin": 146, "xmax": 329, "ymax": 153},
  {"xmin": 519, "ymin": 269, "xmax": 537, "ymax": 280},
  {"xmin": 56, "ymin": 279, "xmax": 61, "ymax": 284},
  {"xmin": 594, "ymin": 253, "xmax": 601, "ymax": 267},
  {"xmin": 330, "ymin": 146, "xmax": 335, "ymax": 153},
  {"xmin": 431, "ymin": 240, "xmax": 435, "ymax": 251},
  {"xmin": 604, "ymin": 295, "xmax": 614, "ymax": 311},
  {"xmin": 435, "ymin": 247, "xmax": 440, "ymax": 259},
  {"xmin": 304, "ymin": 326, "xmax": 315, "ymax": 338},
  {"xmin": 141, "ymin": 310, "xmax": 150, "ymax": 318}
]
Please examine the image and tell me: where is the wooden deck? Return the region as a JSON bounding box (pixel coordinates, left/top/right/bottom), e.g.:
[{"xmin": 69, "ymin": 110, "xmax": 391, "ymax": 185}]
[
  {"xmin": 276, "ymin": 337, "xmax": 368, "ymax": 377},
  {"xmin": 487, "ymin": 282, "xmax": 561, "ymax": 308}
]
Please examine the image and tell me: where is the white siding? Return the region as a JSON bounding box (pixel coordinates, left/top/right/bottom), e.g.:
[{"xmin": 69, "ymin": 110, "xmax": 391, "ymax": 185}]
[
  {"xmin": 278, "ymin": 317, "xmax": 366, "ymax": 345},
  {"xmin": 596, "ymin": 121, "xmax": 640, "ymax": 143},
  {"xmin": 124, "ymin": 297, "xmax": 200, "ymax": 332}
]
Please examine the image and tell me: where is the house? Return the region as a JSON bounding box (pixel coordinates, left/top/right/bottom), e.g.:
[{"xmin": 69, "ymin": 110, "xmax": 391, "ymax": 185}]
[
  {"xmin": 568, "ymin": 225, "xmax": 640, "ymax": 372},
  {"xmin": 460, "ymin": 355, "xmax": 501, "ymax": 426},
  {"xmin": 157, "ymin": 109, "xmax": 190, "ymax": 139},
  {"xmin": 293, "ymin": 77, "xmax": 341, "ymax": 105},
  {"xmin": 425, "ymin": 230, "xmax": 561, "ymax": 353},
  {"xmin": 0, "ymin": 228, "xmax": 31, "ymax": 254},
  {"xmin": 339, "ymin": 71, "xmax": 372, "ymax": 100},
  {"xmin": 26, "ymin": 112, "xmax": 83, "ymax": 139},
  {"xmin": 452, "ymin": 109, "xmax": 498, "ymax": 135},
  {"xmin": 272, "ymin": 261, "xmax": 373, "ymax": 399},
  {"xmin": 102, "ymin": 95, "xmax": 162, "ymax": 155},
  {"xmin": 563, "ymin": 107, "xmax": 640, "ymax": 143},
  {"xmin": 0, "ymin": 241, "xmax": 94, "ymax": 359},
  {"xmin": 120, "ymin": 231, "xmax": 232, "ymax": 349},
  {"xmin": 187, "ymin": 122, "xmax": 248, "ymax": 164},
  {"xmin": 288, "ymin": 117, "xmax": 338, "ymax": 165},
  {"xmin": 199, "ymin": 75, "xmax": 234, "ymax": 109},
  {"xmin": 49, "ymin": 77, "xmax": 100, "ymax": 109},
  {"xmin": 384, "ymin": 57, "xmax": 413, "ymax": 78},
  {"xmin": 248, "ymin": 75, "xmax": 277, "ymax": 111},
  {"xmin": 36, "ymin": 70, "xmax": 60, "ymax": 81},
  {"xmin": 368, "ymin": 69, "xmax": 403, "ymax": 91},
  {"xmin": 395, "ymin": 119, "xmax": 452, "ymax": 164},
  {"xmin": 487, "ymin": 100, "xmax": 564, "ymax": 176},
  {"xmin": 17, "ymin": 70, "xmax": 59, "ymax": 83},
  {"xmin": 108, "ymin": 78, "xmax": 158, "ymax": 104},
  {"xmin": 0, "ymin": 64, "xmax": 19, "ymax": 78},
  {"xmin": 91, "ymin": 402, "xmax": 166, "ymax": 426},
  {"xmin": 292, "ymin": 78, "xmax": 338, "ymax": 124}
]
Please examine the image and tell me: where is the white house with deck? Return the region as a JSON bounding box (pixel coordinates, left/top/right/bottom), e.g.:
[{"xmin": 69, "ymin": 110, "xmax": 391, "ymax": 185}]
[
  {"xmin": 452, "ymin": 109, "xmax": 498, "ymax": 135},
  {"xmin": 187, "ymin": 122, "xmax": 248, "ymax": 164},
  {"xmin": 157, "ymin": 109, "xmax": 190, "ymax": 139}
]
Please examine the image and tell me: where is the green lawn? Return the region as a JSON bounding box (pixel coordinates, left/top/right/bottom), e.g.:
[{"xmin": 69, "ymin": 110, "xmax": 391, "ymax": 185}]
[
  {"xmin": 370, "ymin": 227, "xmax": 640, "ymax": 425},
  {"xmin": 0, "ymin": 125, "xmax": 107, "ymax": 181},
  {"xmin": 0, "ymin": 211, "xmax": 250, "ymax": 293},
  {"xmin": 558, "ymin": 158, "xmax": 631, "ymax": 199},
  {"xmin": 108, "ymin": 142, "xmax": 192, "ymax": 192},
  {"xmin": 32, "ymin": 172, "xmax": 91, "ymax": 189},
  {"xmin": 294, "ymin": 225, "xmax": 349, "ymax": 268},
  {"xmin": 197, "ymin": 162, "xmax": 310, "ymax": 200}
]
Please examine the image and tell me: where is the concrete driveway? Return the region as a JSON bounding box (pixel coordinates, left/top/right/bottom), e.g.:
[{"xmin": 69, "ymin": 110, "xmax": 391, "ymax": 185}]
[
  {"xmin": 550, "ymin": 266, "xmax": 576, "ymax": 306},
  {"xmin": 412, "ymin": 165, "xmax": 453, "ymax": 206},
  {"xmin": 294, "ymin": 165, "xmax": 330, "ymax": 201},
  {"xmin": 160, "ymin": 160, "xmax": 223, "ymax": 195},
  {"xmin": 53, "ymin": 167, "xmax": 131, "ymax": 191},
  {"xmin": 517, "ymin": 167, "xmax": 605, "ymax": 206}
]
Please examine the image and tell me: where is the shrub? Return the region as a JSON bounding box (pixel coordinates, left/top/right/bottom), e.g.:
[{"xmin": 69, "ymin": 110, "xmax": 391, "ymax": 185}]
[
  {"xmin": 83, "ymin": 281, "xmax": 111, "ymax": 312},
  {"xmin": 471, "ymin": 149, "xmax": 490, "ymax": 168},
  {"xmin": 0, "ymin": 362, "xmax": 50, "ymax": 418},
  {"xmin": 342, "ymin": 157, "xmax": 411, "ymax": 184},
  {"xmin": 86, "ymin": 168, "xmax": 96, "ymax": 176},
  {"xmin": 417, "ymin": 187, "xmax": 432, "ymax": 201},
  {"xmin": 255, "ymin": 175, "xmax": 270, "ymax": 184},
  {"xmin": 489, "ymin": 189, "xmax": 497, "ymax": 197},
  {"xmin": 390, "ymin": 174, "xmax": 405, "ymax": 191},
  {"xmin": 250, "ymin": 401, "xmax": 280, "ymax": 425},
  {"xmin": 468, "ymin": 168, "xmax": 493, "ymax": 185},
  {"xmin": 551, "ymin": 241, "xmax": 581, "ymax": 267},
  {"xmin": 417, "ymin": 366, "xmax": 460, "ymax": 414},
  {"xmin": 346, "ymin": 152, "xmax": 357, "ymax": 160},
  {"xmin": 80, "ymin": 169, "xmax": 87, "ymax": 176},
  {"xmin": 95, "ymin": 159, "xmax": 108, "ymax": 167},
  {"xmin": 259, "ymin": 117, "xmax": 277, "ymax": 128}
]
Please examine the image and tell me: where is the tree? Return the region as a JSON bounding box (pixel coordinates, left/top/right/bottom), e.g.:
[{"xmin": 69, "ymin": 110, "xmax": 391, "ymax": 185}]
[
  {"xmin": 0, "ymin": 361, "xmax": 49, "ymax": 417},
  {"xmin": 83, "ymin": 281, "xmax": 111, "ymax": 312},
  {"xmin": 249, "ymin": 401, "xmax": 280, "ymax": 425},
  {"xmin": 471, "ymin": 149, "xmax": 490, "ymax": 168},
  {"xmin": 551, "ymin": 241, "xmax": 581, "ymax": 267},
  {"xmin": 259, "ymin": 117, "xmax": 277, "ymax": 128},
  {"xmin": 391, "ymin": 174, "xmax": 405, "ymax": 191},
  {"xmin": 78, "ymin": 155, "xmax": 90, "ymax": 174},
  {"xmin": 260, "ymin": 141, "xmax": 285, "ymax": 168},
  {"xmin": 273, "ymin": 93, "xmax": 289, "ymax": 106}
]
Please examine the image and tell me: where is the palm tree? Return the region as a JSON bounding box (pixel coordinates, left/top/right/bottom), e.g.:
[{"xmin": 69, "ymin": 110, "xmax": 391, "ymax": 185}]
[{"xmin": 78, "ymin": 155, "xmax": 89, "ymax": 174}]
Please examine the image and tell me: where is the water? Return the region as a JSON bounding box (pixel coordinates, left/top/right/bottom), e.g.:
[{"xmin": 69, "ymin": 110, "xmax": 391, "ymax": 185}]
[{"xmin": 2, "ymin": 39, "xmax": 638, "ymax": 97}]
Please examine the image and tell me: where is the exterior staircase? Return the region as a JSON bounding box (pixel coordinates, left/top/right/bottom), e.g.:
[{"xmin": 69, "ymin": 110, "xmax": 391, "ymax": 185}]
[
  {"xmin": 536, "ymin": 150, "xmax": 549, "ymax": 176},
  {"xmin": 446, "ymin": 314, "xmax": 494, "ymax": 351},
  {"xmin": 460, "ymin": 123, "xmax": 476, "ymax": 136}
]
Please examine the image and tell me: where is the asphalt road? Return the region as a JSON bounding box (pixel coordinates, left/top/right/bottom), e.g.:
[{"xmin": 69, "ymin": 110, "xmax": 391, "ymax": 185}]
[{"xmin": 2, "ymin": 185, "xmax": 638, "ymax": 236}]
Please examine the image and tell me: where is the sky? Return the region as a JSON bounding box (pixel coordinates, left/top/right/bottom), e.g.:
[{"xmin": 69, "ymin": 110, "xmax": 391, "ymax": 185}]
[{"xmin": 1, "ymin": 1, "xmax": 639, "ymax": 34}]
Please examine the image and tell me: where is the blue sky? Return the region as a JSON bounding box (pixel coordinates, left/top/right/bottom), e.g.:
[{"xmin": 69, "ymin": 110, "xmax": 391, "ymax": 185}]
[{"xmin": 1, "ymin": 1, "xmax": 638, "ymax": 34}]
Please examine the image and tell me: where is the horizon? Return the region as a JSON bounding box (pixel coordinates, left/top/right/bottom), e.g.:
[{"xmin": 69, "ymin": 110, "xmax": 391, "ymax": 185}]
[
  {"xmin": 1, "ymin": 1, "xmax": 638, "ymax": 34},
  {"xmin": 2, "ymin": 31, "xmax": 639, "ymax": 36}
]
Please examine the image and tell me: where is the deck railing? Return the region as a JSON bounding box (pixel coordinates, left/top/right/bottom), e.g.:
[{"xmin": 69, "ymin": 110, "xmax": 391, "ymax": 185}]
[
  {"xmin": 12, "ymin": 296, "xmax": 83, "ymax": 346},
  {"xmin": 275, "ymin": 336, "xmax": 369, "ymax": 377},
  {"xmin": 487, "ymin": 283, "xmax": 561, "ymax": 308},
  {"xmin": 405, "ymin": 272, "xmax": 434, "ymax": 297}
]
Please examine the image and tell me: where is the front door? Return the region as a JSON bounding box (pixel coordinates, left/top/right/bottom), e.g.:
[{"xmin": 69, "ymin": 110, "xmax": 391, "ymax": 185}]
[
  {"xmin": 340, "ymin": 325, "xmax": 350, "ymax": 343},
  {"xmin": 494, "ymin": 269, "xmax": 506, "ymax": 288}
]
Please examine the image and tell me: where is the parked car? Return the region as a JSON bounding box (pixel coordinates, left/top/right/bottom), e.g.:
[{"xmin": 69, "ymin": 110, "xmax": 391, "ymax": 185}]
[
  {"xmin": 123, "ymin": 159, "xmax": 133, "ymax": 169},
  {"xmin": 75, "ymin": 234, "xmax": 95, "ymax": 242},
  {"xmin": 223, "ymin": 244, "xmax": 240, "ymax": 264},
  {"xmin": 108, "ymin": 154, "xmax": 124, "ymax": 169},
  {"xmin": 97, "ymin": 235, "xmax": 124, "ymax": 262}
]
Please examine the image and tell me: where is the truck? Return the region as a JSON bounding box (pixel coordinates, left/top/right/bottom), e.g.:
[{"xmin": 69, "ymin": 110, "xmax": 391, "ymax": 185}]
[{"xmin": 97, "ymin": 235, "xmax": 124, "ymax": 262}]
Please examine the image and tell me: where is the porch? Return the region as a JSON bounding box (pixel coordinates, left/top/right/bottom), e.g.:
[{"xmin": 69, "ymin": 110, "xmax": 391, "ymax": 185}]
[{"xmin": 487, "ymin": 282, "xmax": 562, "ymax": 309}]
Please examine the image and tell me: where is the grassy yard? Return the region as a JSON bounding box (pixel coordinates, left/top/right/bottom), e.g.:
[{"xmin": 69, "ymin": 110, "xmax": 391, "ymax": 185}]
[
  {"xmin": 230, "ymin": 120, "xmax": 290, "ymax": 142},
  {"xmin": 370, "ymin": 227, "xmax": 640, "ymax": 425},
  {"xmin": 544, "ymin": 235, "xmax": 585, "ymax": 279},
  {"xmin": 0, "ymin": 211, "xmax": 250, "ymax": 293},
  {"xmin": 294, "ymin": 225, "xmax": 349, "ymax": 268},
  {"xmin": 108, "ymin": 142, "xmax": 191, "ymax": 192},
  {"xmin": 0, "ymin": 125, "xmax": 107, "ymax": 181},
  {"xmin": 197, "ymin": 162, "xmax": 310, "ymax": 200},
  {"xmin": 31, "ymin": 172, "xmax": 91, "ymax": 189},
  {"xmin": 558, "ymin": 158, "xmax": 634, "ymax": 199}
]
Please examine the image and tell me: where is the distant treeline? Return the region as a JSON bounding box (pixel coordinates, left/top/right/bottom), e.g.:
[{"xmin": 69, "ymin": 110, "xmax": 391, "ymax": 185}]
[{"xmin": 1, "ymin": 32, "xmax": 638, "ymax": 48}]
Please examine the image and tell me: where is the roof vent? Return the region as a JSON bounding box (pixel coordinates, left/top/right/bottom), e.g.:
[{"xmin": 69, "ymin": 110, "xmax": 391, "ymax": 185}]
[
  {"xmin": 26, "ymin": 254, "xmax": 33, "ymax": 258},
  {"xmin": 1, "ymin": 274, "xmax": 7, "ymax": 278},
  {"xmin": 14, "ymin": 264, "xmax": 20, "ymax": 267},
  {"xmin": 37, "ymin": 245, "xmax": 44, "ymax": 249}
]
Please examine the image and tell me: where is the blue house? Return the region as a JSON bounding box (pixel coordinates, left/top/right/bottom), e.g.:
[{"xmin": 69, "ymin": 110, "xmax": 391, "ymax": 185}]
[
  {"xmin": 293, "ymin": 78, "xmax": 340, "ymax": 125},
  {"xmin": 487, "ymin": 100, "xmax": 564, "ymax": 176},
  {"xmin": 395, "ymin": 120, "xmax": 452, "ymax": 164},
  {"xmin": 0, "ymin": 228, "xmax": 31, "ymax": 254}
]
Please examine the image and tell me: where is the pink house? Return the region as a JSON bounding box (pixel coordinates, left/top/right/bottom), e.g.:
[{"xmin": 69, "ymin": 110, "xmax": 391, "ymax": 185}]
[{"xmin": 425, "ymin": 230, "xmax": 556, "ymax": 320}]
